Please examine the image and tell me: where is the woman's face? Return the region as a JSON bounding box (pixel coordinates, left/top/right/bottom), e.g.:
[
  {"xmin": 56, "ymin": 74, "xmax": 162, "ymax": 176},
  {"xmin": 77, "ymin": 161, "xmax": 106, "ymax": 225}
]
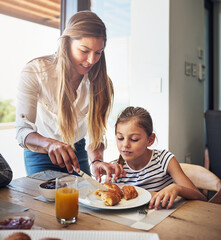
[{"xmin": 69, "ymin": 37, "xmax": 104, "ymax": 76}]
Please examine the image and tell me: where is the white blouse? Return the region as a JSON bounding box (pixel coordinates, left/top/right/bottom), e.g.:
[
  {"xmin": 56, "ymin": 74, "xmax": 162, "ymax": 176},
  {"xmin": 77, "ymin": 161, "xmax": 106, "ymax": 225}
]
[{"xmin": 16, "ymin": 55, "xmax": 90, "ymax": 148}]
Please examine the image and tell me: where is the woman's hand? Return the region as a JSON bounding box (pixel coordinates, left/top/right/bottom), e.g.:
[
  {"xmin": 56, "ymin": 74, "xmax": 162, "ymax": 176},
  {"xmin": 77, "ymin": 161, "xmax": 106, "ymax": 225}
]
[
  {"xmin": 92, "ymin": 161, "xmax": 126, "ymax": 182},
  {"xmin": 148, "ymin": 184, "xmax": 181, "ymax": 210},
  {"xmin": 25, "ymin": 132, "xmax": 80, "ymax": 174},
  {"xmin": 47, "ymin": 140, "xmax": 80, "ymax": 173}
]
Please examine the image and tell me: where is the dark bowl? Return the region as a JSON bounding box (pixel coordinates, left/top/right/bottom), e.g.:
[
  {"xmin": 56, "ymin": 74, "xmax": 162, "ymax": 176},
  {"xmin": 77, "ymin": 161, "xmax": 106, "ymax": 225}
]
[{"xmin": 39, "ymin": 180, "xmax": 56, "ymax": 201}]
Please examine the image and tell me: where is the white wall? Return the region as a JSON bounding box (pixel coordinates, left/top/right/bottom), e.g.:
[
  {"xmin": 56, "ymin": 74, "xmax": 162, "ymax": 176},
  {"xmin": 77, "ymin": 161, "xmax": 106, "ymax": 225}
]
[
  {"xmin": 169, "ymin": 0, "xmax": 205, "ymax": 165},
  {"xmin": 129, "ymin": 0, "xmax": 205, "ymax": 165},
  {"xmin": 130, "ymin": 0, "xmax": 170, "ymax": 150}
]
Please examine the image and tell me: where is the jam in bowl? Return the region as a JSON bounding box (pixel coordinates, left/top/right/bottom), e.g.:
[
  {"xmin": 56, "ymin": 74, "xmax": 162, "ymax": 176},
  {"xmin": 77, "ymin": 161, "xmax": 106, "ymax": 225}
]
[
  {"xmin": 0, "ymin": 212, "xmax": 35, "ymax": 229},
  {"xmin": 39, "ymin": 180, "xmax": 56, "ymax": 201}
]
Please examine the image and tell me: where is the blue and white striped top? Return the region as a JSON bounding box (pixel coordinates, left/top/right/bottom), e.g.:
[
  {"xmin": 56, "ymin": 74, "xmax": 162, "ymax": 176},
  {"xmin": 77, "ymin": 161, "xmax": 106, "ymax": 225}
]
[{"xmin": 116, "ymin": 149, "xmax": 174, "ymax": 192}]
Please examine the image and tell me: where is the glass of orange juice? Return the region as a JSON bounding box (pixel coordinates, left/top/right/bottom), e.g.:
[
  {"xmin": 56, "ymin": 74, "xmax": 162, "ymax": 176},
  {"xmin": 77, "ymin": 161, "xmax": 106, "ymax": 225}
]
[{"xmin": 55, "ymin": 175, "xmax": 78, "ymax": 224}]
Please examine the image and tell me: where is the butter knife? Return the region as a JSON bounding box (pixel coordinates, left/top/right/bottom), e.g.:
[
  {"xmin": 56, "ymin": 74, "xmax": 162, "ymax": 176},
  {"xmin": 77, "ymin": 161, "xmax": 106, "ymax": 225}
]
[{"xmin": 78, "ymin": 170, "xmax": 108, "ymax": 190}]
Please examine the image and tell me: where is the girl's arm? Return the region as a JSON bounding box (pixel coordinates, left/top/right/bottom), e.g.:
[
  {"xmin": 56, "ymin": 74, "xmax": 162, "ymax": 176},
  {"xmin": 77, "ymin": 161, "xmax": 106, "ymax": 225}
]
[{"xmin": 149, "ymin": 157, "xmax": 207, "ymax": 209}]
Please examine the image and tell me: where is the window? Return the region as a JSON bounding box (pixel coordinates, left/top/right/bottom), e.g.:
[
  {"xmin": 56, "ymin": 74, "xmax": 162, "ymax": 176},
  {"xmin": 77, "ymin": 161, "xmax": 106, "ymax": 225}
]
[
  {"xmin": 0, "ymin": 13, "xmax": 60, "ymax": 178},
  {"xmin": 91, "ymin": 0, "xmax": 131, "ymax": 162}
]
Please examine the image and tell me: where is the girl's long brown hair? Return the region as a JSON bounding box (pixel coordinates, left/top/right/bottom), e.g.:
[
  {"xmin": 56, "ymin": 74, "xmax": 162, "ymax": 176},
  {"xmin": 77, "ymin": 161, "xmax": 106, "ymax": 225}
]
[
  {"xmin": 115, "ymin": 106, "xmax": 153, "ymax": 164},
  {"xmin": 56, "ymin": 11, "xmax": 113, "ymax": 150}
]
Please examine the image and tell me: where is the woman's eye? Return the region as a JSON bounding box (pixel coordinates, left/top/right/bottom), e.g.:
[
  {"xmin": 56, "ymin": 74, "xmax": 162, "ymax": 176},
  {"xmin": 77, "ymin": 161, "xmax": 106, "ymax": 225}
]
[
  {"xmin": 117, "ymin": 138, "xmax": 124, "ymax": 141},
  {"xmin": 95, "ymin": 51, "xmax": 102, "ymax": 55},
  {"xmin": 81, "ymin": 50, "xmax": 88, "ymax": 54},
  {"xmin": 131, "ymin": 139, "xmax": 139, "ymax": 142}
]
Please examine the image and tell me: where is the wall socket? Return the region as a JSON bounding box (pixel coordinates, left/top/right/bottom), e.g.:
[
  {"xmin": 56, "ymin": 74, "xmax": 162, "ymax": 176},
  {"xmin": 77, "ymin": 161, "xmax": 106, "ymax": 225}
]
[{"xmin": 185, "ymin": 153, "xmax": 191, "ymax": 164}]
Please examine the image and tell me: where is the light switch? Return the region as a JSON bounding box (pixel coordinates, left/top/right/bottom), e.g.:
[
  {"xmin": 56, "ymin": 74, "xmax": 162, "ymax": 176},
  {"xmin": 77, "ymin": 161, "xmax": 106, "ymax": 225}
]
[
  {"xmin": 151, "ymin": 78, "xmax": 162, "ymax": 93},
  {"xmin": 185, "ymin": 62, "xmax": 191, "ymax": 76},
  {"xmin": 198, "ymin": 48, "xmax": 203, "ymax": 59},
  {"xmin": 191, "ymin": 63, "xmax": 197, "ymax": 77},
  {"xmin": 198, "ymin": 64, "xmax": 205, "ymax": 81}
]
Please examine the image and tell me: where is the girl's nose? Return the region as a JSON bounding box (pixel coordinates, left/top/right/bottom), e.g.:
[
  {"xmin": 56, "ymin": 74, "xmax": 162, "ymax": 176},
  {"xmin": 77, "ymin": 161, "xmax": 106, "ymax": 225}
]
[{"xmin": 123, "ymin": 139, "xmax": 130, "ymax": 148}]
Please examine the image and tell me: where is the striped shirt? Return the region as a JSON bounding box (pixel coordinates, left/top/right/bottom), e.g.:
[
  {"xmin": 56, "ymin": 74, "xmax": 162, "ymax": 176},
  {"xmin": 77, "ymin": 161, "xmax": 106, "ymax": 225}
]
[{"xmin": 116, "ymin": 149, "xmax": 174, "ymax": 192}]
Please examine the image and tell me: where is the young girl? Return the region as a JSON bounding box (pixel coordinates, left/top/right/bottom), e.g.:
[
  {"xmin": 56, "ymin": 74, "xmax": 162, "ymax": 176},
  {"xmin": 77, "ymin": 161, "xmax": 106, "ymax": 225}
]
[{"xmin": 115, "ymin": 106, "xmax": 206, "ymax": 209}]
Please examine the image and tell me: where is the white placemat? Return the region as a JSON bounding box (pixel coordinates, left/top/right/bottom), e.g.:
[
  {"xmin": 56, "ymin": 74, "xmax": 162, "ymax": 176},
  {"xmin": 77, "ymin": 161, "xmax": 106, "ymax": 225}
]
[
  {"xmin": 78, "ymin": 180, "xmax": 185, "ymax": 231},
  {"xmin": 0, "ymin": 230, "xmax": 159, "ymax": 240},
  {"xmin": 28, "ymin": 170, "xmax": 68, "ymax": 181}
]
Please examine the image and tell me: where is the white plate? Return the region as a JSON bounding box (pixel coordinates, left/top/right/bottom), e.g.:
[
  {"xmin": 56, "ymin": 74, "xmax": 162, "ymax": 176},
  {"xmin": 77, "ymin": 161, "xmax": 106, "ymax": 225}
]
[{"xmin": 79, "ymin": 184, "xmax": 152, "ymax": 210}]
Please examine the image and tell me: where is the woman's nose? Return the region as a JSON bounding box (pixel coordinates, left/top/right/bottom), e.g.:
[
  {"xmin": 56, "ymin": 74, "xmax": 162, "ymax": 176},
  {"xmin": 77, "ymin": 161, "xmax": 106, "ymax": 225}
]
[{"xmin": 87, "ymin": 53, "xmax": 95, "ymax": 64}]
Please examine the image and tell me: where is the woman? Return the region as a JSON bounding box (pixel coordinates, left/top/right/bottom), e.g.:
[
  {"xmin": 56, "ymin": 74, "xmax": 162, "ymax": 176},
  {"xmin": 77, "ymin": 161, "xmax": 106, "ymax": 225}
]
[{"xmin": 16, "ymin": 11, "xmax": 123, "ymax": 179}]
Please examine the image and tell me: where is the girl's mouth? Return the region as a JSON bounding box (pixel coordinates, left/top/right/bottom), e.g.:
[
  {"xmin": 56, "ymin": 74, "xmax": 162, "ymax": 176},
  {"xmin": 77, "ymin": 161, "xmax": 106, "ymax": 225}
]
[{"xmin": 122, "ymin": 151, "xmax": 132, "ymax": 155}]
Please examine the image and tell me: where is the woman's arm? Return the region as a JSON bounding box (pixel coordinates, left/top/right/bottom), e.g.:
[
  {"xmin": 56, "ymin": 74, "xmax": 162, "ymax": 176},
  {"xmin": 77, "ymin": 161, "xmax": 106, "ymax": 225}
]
[
  {"xmin": 25, "ymin": 132, "xmax": 80, "ymax": 173},
  {"xmin": 16, "ymin": 61, "xmax": 80, "ymax": 174},
  {"xmin": 149, "ymin": 157, "xmax": 207, "ymax": 209}
]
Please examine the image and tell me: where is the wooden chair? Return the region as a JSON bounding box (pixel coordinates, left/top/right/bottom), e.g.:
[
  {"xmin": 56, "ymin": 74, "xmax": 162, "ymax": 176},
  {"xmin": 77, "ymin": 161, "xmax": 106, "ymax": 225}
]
[
  {"xmin": 180, "ymin": 163, "xmax": 221, "ymax": 204},
  {"xmin": 205, "ymin": 110, "xmax": 221, "ymax": 179}
]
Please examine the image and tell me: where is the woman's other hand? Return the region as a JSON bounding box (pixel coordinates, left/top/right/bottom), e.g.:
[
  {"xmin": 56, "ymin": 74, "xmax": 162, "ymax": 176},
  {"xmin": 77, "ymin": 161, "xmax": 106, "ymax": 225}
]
[
  {"xmin": 148, "ymin": 184, "xmax": 181, "ymax": 210},
  {"xmin": 92, "ymin": 161, "xmax": 126, "ymax": 182}
]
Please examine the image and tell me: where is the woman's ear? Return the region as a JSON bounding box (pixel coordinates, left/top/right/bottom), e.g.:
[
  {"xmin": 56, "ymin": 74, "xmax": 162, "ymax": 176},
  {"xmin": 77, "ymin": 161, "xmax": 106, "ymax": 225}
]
[{"xmin": 147, "ymin": 133, "xmax": 155, "ymax": 147}]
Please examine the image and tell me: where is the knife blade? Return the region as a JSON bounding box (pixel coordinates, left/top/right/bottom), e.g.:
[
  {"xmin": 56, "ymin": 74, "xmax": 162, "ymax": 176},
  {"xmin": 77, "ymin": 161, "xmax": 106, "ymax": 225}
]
[{"xmin": 78, "ymin": 170, "xmax": 108, "ymax": 190}]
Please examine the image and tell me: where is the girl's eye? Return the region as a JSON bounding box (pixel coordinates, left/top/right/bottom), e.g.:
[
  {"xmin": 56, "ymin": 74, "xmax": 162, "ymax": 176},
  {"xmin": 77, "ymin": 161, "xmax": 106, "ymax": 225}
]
[
  {"xmin": 95, "ymin": 51, "xmax": 102, "ymax": 55},
  {"xmin": 81, "ymin": 50, "xmax": 88, "ymax": 54},
  {"xmin": 131, "ymin": 139, "xmax": 139, "ymax": 142}
]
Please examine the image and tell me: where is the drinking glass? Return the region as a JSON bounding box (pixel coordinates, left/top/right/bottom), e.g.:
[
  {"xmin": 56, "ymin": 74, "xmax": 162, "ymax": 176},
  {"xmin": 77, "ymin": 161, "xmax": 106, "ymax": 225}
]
[{"xmin": 55, "ymin": 175, "xmax": 78, "ymax": 224}]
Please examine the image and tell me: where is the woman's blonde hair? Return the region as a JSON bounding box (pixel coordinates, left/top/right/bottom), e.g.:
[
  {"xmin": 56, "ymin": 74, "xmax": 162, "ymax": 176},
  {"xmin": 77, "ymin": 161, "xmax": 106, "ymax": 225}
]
[{"xmin": 56, "ymin": 11, "xmax": 113, "ymax": 150}]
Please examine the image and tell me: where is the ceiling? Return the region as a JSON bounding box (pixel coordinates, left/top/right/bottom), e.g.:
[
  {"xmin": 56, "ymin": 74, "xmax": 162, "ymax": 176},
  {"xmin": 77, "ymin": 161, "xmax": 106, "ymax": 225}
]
[{"xmin": 0, "ymin": 0, "xmax": 60, "ymax": 29}]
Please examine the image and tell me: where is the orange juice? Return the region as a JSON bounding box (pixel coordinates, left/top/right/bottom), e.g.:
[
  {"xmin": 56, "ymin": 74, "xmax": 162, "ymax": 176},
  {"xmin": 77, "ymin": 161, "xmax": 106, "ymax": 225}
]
[{"xmin": 56, "ymin": 187, "xmax": 79, "ymax": 220}]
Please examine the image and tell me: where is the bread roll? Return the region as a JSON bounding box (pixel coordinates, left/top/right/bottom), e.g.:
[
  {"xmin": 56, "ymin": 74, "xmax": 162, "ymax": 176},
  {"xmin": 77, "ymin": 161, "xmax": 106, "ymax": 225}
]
[
  {"xmin": 122, "ymin": 185, "xmax": 138, "ymax": 200},
  {"xmin": 4, "ymin": 232, "xmax": 31, "ymax": 240},
  {"xmin": 104, "ymin": 182, "xmax": 123, "ymax": 197},
  {"xmin": 94, "ymin": 189, "xmax": 121, "ymax": 206}
]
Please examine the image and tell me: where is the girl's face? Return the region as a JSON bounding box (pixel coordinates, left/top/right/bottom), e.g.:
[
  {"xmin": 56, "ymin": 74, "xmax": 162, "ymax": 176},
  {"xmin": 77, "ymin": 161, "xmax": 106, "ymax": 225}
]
[
  {"xmin": 69, "ymin": 37, "xmax": 104, "ymax": 76},
  {"xmin": 116, "ymin": 120, "xmax": 154, "ymax": 165}
]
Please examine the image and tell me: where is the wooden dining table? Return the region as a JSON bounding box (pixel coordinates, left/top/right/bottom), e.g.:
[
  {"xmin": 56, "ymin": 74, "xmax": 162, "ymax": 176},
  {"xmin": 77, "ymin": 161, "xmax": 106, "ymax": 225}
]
[{"xmin": 0, "ymin": 176, "xmax": 221, "ymax": 240}]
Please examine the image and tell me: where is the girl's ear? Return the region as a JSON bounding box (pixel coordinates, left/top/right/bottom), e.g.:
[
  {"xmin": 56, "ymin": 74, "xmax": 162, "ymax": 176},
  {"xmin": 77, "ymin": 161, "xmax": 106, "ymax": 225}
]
[{"xmin": 147, "ymin": 133, "xmax": 155, "ymax": 147}]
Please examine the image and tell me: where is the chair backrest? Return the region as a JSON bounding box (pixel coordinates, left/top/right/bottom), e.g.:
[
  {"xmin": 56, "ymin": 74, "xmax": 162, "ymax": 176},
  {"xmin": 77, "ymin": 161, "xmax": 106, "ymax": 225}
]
[
  {"xmin": 180, "ymin": 163, "xmax": 221, "ymax": 204},
  {"xmin": 205, "ymin": 110, "xmax": 221, "ymax": 179}
]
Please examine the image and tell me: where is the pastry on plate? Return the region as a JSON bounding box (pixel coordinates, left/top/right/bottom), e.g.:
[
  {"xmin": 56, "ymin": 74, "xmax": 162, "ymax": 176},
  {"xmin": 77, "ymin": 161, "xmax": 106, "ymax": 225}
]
[
  {"xmin": 94, "ymin": 189, "xmax": 121, "ymax": 206},
  {"xmin": 121, "ymin": 185, "xmax": 138, "ymax": 200},
  {"xmin": 103, "ymin": 182, "xmax": 123, "ymax": 197}
]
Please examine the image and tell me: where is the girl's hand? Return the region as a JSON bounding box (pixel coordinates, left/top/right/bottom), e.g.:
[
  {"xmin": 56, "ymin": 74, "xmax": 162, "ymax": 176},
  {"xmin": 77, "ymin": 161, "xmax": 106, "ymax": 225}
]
[
  {"xmin": 47, "ymin": 140, "xmax": 80, "ymax": 173},
  {"xmin": 149, "ymin": 184, "xmax": 181, "ymax": 210},
  {"xmin": 92, "ymin": 161, "xmax": 126, "ymax": 182}
]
